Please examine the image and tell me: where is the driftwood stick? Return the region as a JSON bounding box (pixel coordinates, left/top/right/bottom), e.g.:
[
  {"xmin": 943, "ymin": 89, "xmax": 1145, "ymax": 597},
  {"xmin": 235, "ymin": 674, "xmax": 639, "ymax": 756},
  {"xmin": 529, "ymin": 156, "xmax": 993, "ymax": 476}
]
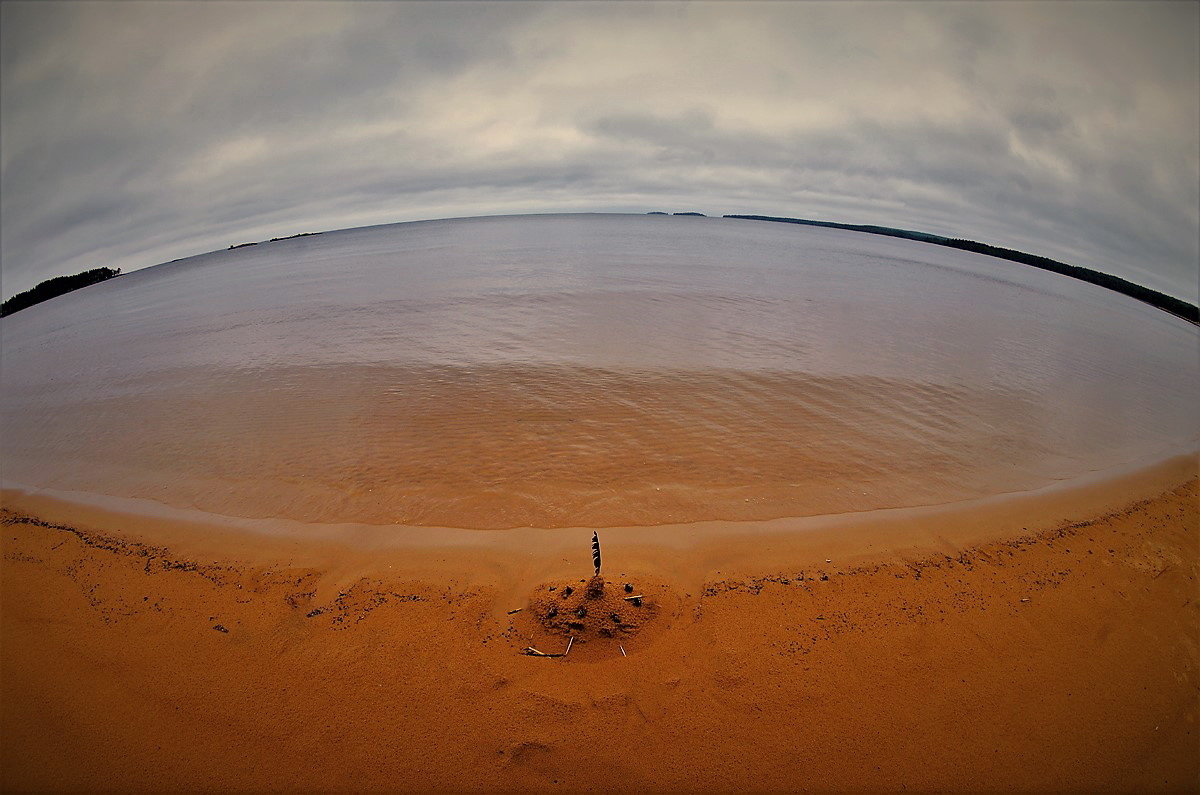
[
  {"xmin": 623, "ymin": 594, "xmax": 644, "ymax": 600},
  {"xmin": 524, "ymin": 635, "xmax": 575, "ymax": 659},
  {"xmin": 620, "ymin": 644, "xmax": 627, "ymax": 657}
]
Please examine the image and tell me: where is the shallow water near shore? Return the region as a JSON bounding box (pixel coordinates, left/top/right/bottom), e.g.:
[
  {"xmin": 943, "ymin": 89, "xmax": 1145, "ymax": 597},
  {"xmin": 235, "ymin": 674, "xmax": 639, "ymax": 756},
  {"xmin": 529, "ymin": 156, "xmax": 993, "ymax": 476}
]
[{"xmin": 2, "ymin": 214, "xmax": 1196, "ymax": 529}]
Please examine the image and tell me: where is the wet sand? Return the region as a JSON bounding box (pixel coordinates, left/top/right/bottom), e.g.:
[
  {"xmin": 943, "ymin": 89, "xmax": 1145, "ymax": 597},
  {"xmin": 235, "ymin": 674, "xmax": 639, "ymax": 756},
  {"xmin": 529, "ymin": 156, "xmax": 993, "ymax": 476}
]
[{"xmin": 2, "ymin": 465, "xmax": 1197, "ymax": 791}]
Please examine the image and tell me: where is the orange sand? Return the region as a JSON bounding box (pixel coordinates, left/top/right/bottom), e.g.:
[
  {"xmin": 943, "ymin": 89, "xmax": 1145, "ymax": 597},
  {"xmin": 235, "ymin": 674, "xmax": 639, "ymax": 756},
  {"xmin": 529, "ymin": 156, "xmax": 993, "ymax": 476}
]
[{"xmin": 2, "ymin": 467, "xmax": 1197, "ymax": 790}]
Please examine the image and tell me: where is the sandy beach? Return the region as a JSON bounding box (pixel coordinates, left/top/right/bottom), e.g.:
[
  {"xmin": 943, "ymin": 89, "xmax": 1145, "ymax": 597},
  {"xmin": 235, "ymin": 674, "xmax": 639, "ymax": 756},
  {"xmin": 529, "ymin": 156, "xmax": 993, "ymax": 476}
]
[
  {"xmin": 4, "ymin": 0, "xmax": 1198, "ymax": 790},
  {"xmin": 2, "ymin": 455, "xmax": 1196, "ymax": 791}
]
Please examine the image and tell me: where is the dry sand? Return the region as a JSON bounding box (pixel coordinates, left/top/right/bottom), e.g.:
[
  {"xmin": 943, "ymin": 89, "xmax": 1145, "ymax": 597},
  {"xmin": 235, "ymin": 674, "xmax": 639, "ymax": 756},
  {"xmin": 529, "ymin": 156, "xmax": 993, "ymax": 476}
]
[{"xmin": 2, "ymin": 460, "xmax": 1197, "ymax": 791}]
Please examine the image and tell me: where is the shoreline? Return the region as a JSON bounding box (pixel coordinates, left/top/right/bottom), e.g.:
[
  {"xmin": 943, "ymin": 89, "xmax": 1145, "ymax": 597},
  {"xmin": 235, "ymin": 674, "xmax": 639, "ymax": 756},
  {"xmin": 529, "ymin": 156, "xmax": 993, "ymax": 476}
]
[
  {"xmin": 1, "ymin": 452, "xmax": 1193, "ymax": 580},
  {"xmin": 2, "ymin": 459, "xmax": 1197, "ymax": 789}
]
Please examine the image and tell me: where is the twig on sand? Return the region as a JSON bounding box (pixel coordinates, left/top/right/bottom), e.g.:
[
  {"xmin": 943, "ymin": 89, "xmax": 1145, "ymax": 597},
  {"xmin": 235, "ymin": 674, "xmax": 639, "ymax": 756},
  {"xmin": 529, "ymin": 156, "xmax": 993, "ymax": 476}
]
[
  {"xmin": 620, "ymin": 644, "xmax": 627, "ymax": 657},
  {"xmin": 623, "ymin": 594, "xmax": 644, "ymax": 601},
  {"xmin": 524, "ymin": 636, "xmax": 574, "ymax": 659},
  {"xmin": 507, "ymin": 608, "xmax": 523, "ymax": 615}
]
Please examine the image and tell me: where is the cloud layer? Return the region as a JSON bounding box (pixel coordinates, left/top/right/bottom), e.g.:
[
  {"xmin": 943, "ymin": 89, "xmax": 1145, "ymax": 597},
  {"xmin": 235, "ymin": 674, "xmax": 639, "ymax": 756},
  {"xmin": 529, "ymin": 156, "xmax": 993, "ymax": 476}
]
[{"xmin": 2, "ymin": 1, "xmax": 1197, "ymax": 300}]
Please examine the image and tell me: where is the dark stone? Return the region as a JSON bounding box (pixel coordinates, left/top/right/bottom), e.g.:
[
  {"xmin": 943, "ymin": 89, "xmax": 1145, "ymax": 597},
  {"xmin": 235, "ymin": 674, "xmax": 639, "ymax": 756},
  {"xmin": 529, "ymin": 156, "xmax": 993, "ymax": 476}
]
[
  {"xmin": 213, "ymin": 624, "xmax": 229, "ymax": 633},
  {"xmin": 574, "ymin": 606, "xmax": 587, "ymax": 618},
  {"xmin": 624, "ymin": 583, "xmax": 633, "ymax": 593},
  {"xmin": 610, "ymin": 613, "xmax": 621, "ymax": 623},
  {"xmin": 546, "ymin": 606, "xmax": 557, "ymax": 619},
  {"xmin": 631, "ymin": 597, "xmax": 643, "ymax": 607},
  {"xmin": 562, "ymin": 586, "xmax": 573, "ymax": 598},
  {"xmin": 568, "ymin": 621, "xmax": 585, "ymax": 631}
]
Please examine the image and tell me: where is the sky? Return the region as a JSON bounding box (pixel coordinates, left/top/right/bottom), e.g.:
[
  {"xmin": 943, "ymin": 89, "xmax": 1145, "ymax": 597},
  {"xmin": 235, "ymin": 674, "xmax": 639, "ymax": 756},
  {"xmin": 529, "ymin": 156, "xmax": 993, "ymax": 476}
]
[{"xmin": 2, "ymin": 0, "xmax": 1197, "ymax": 302}]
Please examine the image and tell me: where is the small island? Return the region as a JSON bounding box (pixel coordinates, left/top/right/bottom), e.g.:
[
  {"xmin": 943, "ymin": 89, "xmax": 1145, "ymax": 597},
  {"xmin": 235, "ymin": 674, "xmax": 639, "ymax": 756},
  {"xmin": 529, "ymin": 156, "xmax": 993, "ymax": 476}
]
[
  {"xmin": 1, "ymin": 267, "xmax": 122, "ymax": 318},
  {"xmin": 229, "ymin": 231, "xmax": 322, "ymax": 250}
]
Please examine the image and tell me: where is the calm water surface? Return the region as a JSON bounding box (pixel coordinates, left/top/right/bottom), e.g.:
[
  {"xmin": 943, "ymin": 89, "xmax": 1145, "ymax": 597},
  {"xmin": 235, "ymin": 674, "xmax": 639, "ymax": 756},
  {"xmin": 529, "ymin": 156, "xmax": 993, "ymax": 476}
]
[{"xmin": 2, "ymin": 214, "xmax": 1196, "ymax": 529}]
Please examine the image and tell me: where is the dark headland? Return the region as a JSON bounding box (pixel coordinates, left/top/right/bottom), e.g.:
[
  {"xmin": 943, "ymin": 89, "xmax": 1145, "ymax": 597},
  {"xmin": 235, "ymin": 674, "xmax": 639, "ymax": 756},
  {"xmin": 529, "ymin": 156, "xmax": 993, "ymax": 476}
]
[
  {"xmin": 2, "ymin": 232, "xmax": 326, "ymax": 318},
  {"xmin": 1, "ymin": 267, "xmax": 122, "ymax": 318},
  {"xmin": 723, "ymin": 214, "xmax": 1199, "ymax": 325}
]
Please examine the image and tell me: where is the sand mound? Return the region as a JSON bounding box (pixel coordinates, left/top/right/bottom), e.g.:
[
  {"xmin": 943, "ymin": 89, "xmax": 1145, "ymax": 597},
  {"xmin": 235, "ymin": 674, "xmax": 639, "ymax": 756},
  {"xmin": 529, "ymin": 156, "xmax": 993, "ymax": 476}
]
[{"xmin": 513, "ymin": 575, "xmax": 673, "ymax": 659}]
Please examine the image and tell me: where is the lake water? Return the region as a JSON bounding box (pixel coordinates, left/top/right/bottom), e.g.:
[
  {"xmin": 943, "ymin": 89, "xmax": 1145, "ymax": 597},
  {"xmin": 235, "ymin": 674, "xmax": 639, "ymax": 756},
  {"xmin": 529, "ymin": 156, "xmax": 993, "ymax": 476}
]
[{"xmin": 2, "ymin": 214, "xmax": 1196, "ymax": 529}]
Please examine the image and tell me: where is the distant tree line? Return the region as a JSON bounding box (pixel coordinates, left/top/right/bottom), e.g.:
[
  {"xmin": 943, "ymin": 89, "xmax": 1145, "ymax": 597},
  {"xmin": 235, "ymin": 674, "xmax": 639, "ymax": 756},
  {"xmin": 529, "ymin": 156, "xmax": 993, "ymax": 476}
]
[
  {"xmin": 1, "ymin": 267, "xmax": 122, "ymax": 317},
  {"xmin": 725, "ymin": 215, "xmax": 1199, "ymax": 325},
  {"xmin": 229, "ymin": 231, "xmax": 322, "ymax": 250}
]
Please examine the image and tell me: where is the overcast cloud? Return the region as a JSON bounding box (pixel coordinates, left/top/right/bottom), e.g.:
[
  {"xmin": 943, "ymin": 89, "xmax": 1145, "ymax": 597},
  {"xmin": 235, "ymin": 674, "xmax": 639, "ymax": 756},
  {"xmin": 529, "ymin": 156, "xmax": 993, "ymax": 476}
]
[{"xmin": 2, "ymin": 0, "xmax": 1197, "ymax": 301}]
